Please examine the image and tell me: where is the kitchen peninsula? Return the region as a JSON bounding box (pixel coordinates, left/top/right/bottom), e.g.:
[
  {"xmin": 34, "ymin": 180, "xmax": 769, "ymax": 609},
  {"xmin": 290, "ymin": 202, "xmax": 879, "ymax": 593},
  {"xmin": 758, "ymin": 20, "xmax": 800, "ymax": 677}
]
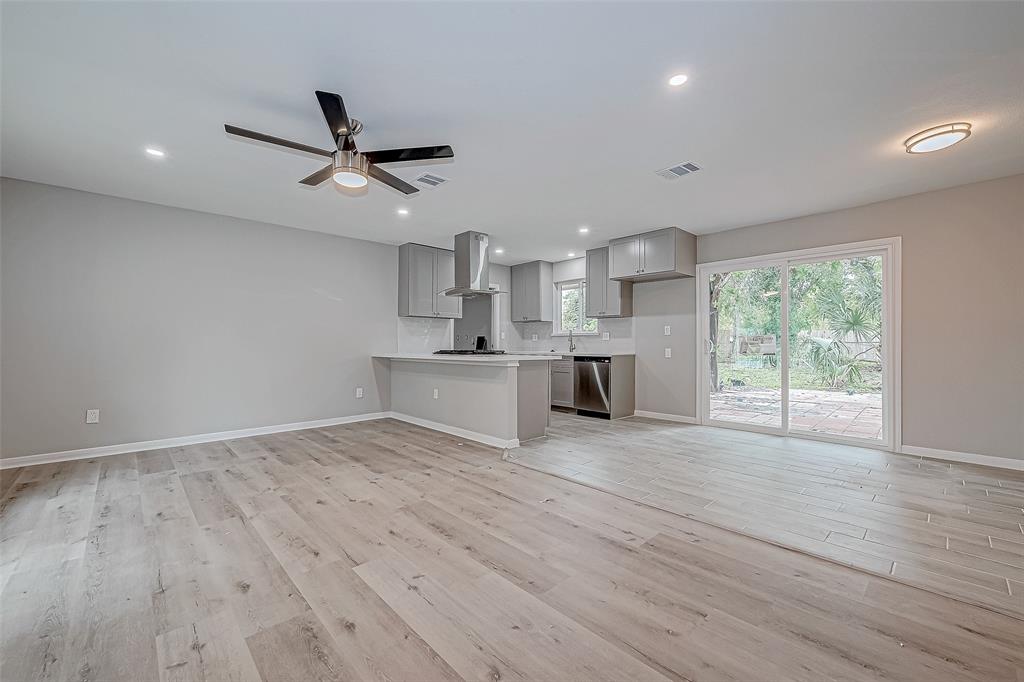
[{"xmin": 373, "ymin": 353, "xmax": 554, "ymax": 448}]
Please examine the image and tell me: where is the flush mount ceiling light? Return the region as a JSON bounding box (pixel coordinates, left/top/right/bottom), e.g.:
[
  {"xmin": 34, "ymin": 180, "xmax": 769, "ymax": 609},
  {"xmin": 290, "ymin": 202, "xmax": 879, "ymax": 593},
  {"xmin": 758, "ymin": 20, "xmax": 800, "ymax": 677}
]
[
  {"xmin": 396, "ymin": 207, "xmax": 409, "ymax": 216},
  {"xmin": 145, "ymin": 147, "xmax": 165, "ymax": 157},
  {"xmin": 332, "ymin": 150, "xmax": 368, "ymax": 188},
  {"xmin": 904, "ymin": 122, "xmax": 971, "ymax": 154},
  {"xmin": 494, "ymin": 248, "xmax": 505, "ymax": 254},
  {"xmin": 567, "ymin": 252, "xmax": 576, "ymax": 258},
  {"xmin": 668, "ymin": 74, "xmax": 689, "ymax": 87},
  {"xmin": 578, "ymin": 226, "xmax": 590, "ymax": 234}
]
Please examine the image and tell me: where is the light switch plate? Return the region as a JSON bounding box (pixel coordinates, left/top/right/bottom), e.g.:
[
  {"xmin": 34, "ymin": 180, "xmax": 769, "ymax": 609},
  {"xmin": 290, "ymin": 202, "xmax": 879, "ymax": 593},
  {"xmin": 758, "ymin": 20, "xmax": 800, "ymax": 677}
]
[
  {"xmin": 531, "ymin": 333, "xmax": 538, "ymax": 341},
  {"xmin": 664, "ymin": 325, "xmax": 671, "ymax": 336},
  {"xmin": 664, "ymin": 348, "xmax": 672, "ymax": 358},
  {"xmin": 602, "ymin": 332, "xmax": 610, "ymax": 341},
  {"xmin": 432, "ymin": 388, "xmax": 439, "ymax": 399},
  {"xmin": 85, "ymin": 409, "xmax": 100, "ymax": 424},
  {"xmin": 355, "ymin": 387, "xmax": 364, "ymax": 399}
]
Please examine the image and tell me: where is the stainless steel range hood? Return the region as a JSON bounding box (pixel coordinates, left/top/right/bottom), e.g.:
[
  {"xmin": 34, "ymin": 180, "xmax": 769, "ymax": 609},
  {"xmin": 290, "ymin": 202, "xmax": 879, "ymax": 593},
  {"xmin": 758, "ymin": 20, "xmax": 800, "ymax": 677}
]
[{"xmin": 444, "ymin": 230, "xmax": 505, "ymax": 297}]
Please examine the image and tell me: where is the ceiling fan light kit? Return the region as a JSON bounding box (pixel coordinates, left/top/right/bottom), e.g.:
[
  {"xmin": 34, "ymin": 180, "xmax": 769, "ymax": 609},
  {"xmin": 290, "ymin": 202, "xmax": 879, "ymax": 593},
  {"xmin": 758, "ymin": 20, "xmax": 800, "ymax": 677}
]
[
  {"xmin": 333, "ymin": 150, "xmax": 369, "ymax": 188},
  {"xmin": 224, "ymin": 90, "xmax": 453, "ymax": 195}
]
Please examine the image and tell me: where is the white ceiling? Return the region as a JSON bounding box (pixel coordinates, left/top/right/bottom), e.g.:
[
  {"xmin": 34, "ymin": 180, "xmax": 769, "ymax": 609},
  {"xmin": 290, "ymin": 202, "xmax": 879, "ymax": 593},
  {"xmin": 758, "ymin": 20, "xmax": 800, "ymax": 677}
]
[{"xmin": 3, "ymin": 2, "xmax": 1023, "ymax": 264}]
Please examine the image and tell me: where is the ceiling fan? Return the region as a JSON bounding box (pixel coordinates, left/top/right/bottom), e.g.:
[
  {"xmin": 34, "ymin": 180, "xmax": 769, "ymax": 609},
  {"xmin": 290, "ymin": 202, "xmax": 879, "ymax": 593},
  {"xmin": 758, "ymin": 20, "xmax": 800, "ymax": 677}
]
[{"xmin": 224, "ymin": 90, "xmax": 453, "ymax": 194}]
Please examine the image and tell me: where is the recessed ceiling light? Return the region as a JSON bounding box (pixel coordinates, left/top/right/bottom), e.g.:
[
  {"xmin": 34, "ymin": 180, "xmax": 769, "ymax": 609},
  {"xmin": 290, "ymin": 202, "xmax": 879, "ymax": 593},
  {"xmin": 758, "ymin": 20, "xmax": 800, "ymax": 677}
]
[
  {"xmin": 668, "ymin": 74, "xmax": 689, "ymax": 87},
  {"xmin": 567, "ymin": 252, "xmax": 576, "ymax": 258},
  {"xmin": 494, "ymin": 248, "xmax": 505, "ymax": 254},
  {"xmin": 904, "ymin": 122, "xmax": 971, "ymax": 154},
  {"xmin": 396, "ymin": 208, "xmax": 410, "ymax": 216},
  {"xmin": 578, "ymin": 226, "xmax": 590, "ymax": 234},
  {"xmin": 145, "ymin": 148, "xmax": 165, "ymax": 157}
]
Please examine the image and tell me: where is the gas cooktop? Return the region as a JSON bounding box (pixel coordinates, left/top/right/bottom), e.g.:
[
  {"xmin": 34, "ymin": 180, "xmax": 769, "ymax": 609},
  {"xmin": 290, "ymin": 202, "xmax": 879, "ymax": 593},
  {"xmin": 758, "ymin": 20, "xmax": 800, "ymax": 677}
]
[{"xmin": 432, "ymin": 349, "xmax": 507, "ymax": 355}]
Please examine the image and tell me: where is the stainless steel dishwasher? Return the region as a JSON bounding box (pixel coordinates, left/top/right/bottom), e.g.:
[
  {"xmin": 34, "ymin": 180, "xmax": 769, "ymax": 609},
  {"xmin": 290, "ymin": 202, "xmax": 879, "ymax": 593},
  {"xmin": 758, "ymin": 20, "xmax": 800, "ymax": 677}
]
[{"xmin": 573, "ymin": 356, "xmax": 611, "ymax": 418}]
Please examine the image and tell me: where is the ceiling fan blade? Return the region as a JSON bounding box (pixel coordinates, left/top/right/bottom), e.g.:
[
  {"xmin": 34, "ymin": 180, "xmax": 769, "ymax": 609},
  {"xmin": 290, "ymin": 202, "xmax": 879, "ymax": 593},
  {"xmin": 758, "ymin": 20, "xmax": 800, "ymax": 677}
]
[
  {"xmin": 362, "ymin": 146, "xmax": 454, "ymax": 165},
  {"xmin": 224, "ymin": 124, "xmax": 334, "ymax": 158},
  {"xmin": 299, "ymin": 164, "xmax": 334, "ymax": 186},
  {"xmin": 315, "ymin": 90, "xmax": 352, "ymax": 142},
  {"xmin": 368, "ymin": 164, "xmax": 419, "ymax": 195}
]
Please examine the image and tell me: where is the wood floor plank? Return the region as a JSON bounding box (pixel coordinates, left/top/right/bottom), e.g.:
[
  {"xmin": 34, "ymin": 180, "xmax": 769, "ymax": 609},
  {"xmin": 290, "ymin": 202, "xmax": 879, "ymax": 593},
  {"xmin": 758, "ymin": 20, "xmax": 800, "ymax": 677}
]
[{"xmin": 245, "ymin": 612, "xmax": 350, "ymax": 682}]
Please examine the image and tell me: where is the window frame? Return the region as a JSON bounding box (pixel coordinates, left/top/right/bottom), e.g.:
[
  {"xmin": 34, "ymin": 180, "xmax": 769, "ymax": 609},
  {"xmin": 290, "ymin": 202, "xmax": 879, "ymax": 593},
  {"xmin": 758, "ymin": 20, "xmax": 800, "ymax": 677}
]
[{"xmin": 553, "ymin": 278, "xmax": 598, "ymax": 336}]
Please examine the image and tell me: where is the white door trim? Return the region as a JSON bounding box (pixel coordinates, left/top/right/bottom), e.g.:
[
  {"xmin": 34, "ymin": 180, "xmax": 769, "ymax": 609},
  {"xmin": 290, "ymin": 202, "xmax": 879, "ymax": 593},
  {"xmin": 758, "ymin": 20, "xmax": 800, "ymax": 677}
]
[{"xmin": 695, "ymin": 237, "xmax": 902, "ymax": 453}]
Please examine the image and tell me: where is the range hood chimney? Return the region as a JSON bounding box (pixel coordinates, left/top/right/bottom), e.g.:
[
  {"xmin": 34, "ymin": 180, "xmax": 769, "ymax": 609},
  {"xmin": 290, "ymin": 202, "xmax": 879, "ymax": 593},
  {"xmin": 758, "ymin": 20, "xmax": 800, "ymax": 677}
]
[{"xmin": 444, "ymin": 231, "xmax": 503, "ymax": 297}]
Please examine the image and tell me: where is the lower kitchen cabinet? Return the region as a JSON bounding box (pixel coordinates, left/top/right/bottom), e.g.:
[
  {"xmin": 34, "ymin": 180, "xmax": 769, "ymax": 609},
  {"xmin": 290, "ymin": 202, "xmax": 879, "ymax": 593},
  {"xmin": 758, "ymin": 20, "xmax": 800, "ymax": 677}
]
[{"xmin": 550, "ymin": 359, "xmax": 574, "ymax": 407}]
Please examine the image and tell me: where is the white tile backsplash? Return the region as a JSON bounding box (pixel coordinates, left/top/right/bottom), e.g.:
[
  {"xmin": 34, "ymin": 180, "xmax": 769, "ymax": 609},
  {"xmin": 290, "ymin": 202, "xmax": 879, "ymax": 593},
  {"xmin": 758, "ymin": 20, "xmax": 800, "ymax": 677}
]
[{"xmin": 397, "ymin": 317, "xmax": 452, "ymax": 353}]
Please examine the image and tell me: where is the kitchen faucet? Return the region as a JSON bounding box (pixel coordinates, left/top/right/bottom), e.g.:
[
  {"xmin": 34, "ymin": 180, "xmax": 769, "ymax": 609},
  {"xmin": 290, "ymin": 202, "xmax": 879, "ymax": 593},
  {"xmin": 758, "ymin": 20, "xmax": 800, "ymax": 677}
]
[{"xmin": 568, "ymin": 329, "xmax": 576, "ymax": 353}]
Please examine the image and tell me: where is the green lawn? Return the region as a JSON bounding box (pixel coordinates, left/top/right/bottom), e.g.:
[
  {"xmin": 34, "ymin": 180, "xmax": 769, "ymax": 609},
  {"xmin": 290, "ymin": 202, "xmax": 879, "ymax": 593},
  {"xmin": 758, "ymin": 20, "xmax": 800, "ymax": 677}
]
[{"xmin": 718, "ymin": 362, "xmax": 881, "ymax": 393}]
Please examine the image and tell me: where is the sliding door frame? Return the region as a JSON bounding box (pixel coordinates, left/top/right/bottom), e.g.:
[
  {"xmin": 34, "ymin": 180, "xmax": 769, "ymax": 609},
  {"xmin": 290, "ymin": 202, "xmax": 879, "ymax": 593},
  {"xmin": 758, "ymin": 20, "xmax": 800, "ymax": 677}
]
[{"xmin": 695, "ymin": 237, "xmax": 902, "ymax": 452}]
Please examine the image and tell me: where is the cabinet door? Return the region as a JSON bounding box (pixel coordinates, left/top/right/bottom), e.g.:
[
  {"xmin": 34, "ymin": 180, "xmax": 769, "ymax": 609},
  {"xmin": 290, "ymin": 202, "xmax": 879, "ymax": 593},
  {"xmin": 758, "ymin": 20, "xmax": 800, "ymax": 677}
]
[
  {"xmin": 407, "ymin": 244, "xmax": 437, "ymax": 317},
  {"xmin": 608, "ymin": 237, "xmax": 640, "ymax": 279},
  {"xmin": 551, "ymin": 362, "xmax": 574, "ymax": 407},
  {"xmin": 510, "ymin": 264, "xmax": 526, "ymax": 321},
  {"xmin": 640, "ymin": 228, "xmax": 676, "ymax": 275},
  {"xmin": 434, "ymin": 248, "xmax": 462, "ymax": 318},
  {"xmin": 585, "ymin": 248, "xmax": 607, "ymax": 317}
]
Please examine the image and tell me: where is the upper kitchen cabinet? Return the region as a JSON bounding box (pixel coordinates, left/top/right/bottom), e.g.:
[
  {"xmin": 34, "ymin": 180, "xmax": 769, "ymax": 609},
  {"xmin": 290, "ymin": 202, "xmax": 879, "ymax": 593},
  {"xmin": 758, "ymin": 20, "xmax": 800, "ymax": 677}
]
[
  {"xmin": 510, "ymin": 260, "xmax": 553, "ymax": 322},
  {"xmin": 608, "ymin": 227, "xmax": 696, "ymax": 282},
  {"xmin": 398, "ymin": 243, "xmax": 462, "ymax": 319},
  {"xmin": 585, "ymin": 246, "xmax": 632, "ymax": 318}
]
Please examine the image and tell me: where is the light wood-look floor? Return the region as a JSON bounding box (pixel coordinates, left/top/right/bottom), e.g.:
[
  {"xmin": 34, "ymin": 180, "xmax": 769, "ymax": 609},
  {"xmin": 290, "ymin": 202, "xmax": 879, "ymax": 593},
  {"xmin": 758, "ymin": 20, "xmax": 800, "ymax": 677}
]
[
  {"xmin": 512, "ymin": 412, "xmax": 1024, "ymax": 620},
  {"xmin": 2, "ymin": 418, "xmax": 1022, "ymax": 682}
]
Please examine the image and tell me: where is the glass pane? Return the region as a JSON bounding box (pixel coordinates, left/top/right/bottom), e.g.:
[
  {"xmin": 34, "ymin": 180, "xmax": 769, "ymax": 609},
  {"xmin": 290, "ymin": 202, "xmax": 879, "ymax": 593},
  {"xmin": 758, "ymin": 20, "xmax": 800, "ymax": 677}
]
[
  {"xmin": 788, "ymin": 256, "xmax": 883, "ymax": 441},
  {"xmin": 581, "ymin": 284, "xmax": 597, "ymax": 332},
  {"xmin": 560, "ymin": 283, "xmax": 580, "ymax": 332},
  {"xmin": 708, "ymin": 266, "xmax": 782, "ymax": 428}
]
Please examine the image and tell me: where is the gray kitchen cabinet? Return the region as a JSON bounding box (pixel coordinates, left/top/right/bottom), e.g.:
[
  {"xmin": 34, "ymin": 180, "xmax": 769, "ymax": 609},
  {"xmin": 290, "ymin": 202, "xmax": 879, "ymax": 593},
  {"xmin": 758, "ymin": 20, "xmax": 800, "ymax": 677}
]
[
  {"xmin": 550, "ymin": 359, "xmax": 574, "ymax": 407},
  {"xmin": 585, "ymin": 246, "xmax": 632, "ymax": 318},
  {"xmin": 608, "ymin": 227, "xmax": 696, "ymax": 282},
  {"xmin": 398, "ymin": 243, "xmax": 462, "ymax": 319},
  {"xmin": 433, "ymin": 248, "xmax": 461, "ymax": 318},
  {"xmin": 510, "ymin": 260, "xmax": 553, "ymax": 323}
]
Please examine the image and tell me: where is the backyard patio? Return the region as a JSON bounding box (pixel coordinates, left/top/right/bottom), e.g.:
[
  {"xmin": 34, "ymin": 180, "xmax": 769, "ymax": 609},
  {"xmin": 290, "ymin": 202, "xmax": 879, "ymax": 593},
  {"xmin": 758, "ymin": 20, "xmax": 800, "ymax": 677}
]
[{"xmin": 710, "ymin": 386, "xmax": 883, "ymax": 440}]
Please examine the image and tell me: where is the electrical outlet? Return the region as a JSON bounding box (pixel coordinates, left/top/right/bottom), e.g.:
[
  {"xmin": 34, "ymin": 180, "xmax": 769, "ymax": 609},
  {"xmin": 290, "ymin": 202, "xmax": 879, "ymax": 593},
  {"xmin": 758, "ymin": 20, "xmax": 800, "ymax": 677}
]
[
  {"xmin": 664, "ymin": 325, "xmax": 672, "ymax": 336},
  {"xmin": 531, "ymin": 333, "xmax": 538, "ymax": 341},
  {"xmin": 85, "ymin": 409, "xmax": 100, "ymax": 424},
  {"xmin": 500, "ymin": 331, "xmax": 506, "ymax": 340},
  {"xmin": 602, "ymin": 331, "xmax": 610, "ymax": 341},
  {"xmin": 432, "ymin": 388, "xmax": 439, "ymax": 400},
  {"xmin": 664, "ymin": 348, "xmax": 672, "ymax": 358},
  {"xmin": 355, "ymin": 387, "xmax": 364, "ymax": 399}
]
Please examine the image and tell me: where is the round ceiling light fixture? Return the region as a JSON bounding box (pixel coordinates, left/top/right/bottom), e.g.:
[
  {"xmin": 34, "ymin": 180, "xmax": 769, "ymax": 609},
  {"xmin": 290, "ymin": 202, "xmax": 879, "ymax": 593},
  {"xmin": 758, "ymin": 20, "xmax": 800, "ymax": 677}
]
[
  {"xmin": 904, "ymin": 122, "xmax": 971, "ymax": 154},
  {"xmin": 494, "ymin": 248, "xmax": 505, "ymax": 254},
  {"xmin": 567, "ymin": 252, "xmax": 576, "ymax": 258},
  {"xmin": 668, "ymin": 74, "xmax": 689, "ymax": 87},
  {"xmin": 396, "ymin": 208, "xmax": 410, "ymax": 216},
  {"xmin": 578, "ymin": 226, "xmax": 590, "ymax": 234},
  {"xmin": 332, "ymin": 150, "xmax": 369, "ymax": 187},
  {"xmin": 145, "ymin": 147, "xmax": 166, "ymax": 158}
]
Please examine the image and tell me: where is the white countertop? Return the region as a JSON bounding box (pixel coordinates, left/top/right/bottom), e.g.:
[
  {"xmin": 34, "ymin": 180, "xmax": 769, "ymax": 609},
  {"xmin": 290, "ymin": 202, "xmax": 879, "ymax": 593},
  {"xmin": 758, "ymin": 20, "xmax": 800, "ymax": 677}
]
[
  {"xmin": 505, "ymin": 351, "xmax": 636, "ymax": 357},
  {"xmin": 373, "ymin": 353, "xmax": 554, "ymax": 365}
]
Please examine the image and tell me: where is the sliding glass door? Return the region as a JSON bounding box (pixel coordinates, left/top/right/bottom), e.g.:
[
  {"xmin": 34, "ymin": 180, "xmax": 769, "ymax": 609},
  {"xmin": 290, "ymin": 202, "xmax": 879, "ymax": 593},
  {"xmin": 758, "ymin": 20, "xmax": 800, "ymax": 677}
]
[
  {"xmin": 705, "ymin": 264, "xmax": 785, "ymax": 432},
  {"xmin": 699, "ymin": 240, "xmax": 898, "ymax": 449}
]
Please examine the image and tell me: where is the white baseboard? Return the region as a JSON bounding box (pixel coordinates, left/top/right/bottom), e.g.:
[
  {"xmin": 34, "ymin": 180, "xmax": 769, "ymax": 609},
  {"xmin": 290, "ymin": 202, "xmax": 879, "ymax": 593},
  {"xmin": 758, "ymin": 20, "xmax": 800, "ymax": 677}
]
[
  {"xmin": 0, "ymin": 412, "xmax": 390, "ymax": 470},
  {"xmin": 900, "ymin": 444, "xmax": 1023, "ymax": 472},
  {"xmin": 387, "ymin": 412, "xmax": 519, "ymax": 450},
  {"xmin": 631, "ymin": 410, "xmax": 700, "ymax": 425}
]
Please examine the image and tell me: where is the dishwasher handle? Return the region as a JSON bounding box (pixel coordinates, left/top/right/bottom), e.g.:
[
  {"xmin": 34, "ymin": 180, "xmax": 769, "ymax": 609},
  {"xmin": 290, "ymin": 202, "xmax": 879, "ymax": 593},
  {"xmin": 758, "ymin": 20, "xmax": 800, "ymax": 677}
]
[{"xmin": 573, "ymin": 356, "xmax": 611, "ymax": 364}]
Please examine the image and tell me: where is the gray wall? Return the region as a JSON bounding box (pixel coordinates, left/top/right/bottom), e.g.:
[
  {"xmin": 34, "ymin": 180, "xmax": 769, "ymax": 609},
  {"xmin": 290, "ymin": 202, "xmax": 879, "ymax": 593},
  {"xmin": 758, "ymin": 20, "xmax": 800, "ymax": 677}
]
[
  {"xmin": 1, "ymin": 179, "xmax": 397, "ymax": 458},
  {"xmin": 633, "ymin": 279, "xmax": 696, "ymax": 419},
  {"xmin": 698, "ymin": 174, "xmax": 1024, "ymax": 461}
]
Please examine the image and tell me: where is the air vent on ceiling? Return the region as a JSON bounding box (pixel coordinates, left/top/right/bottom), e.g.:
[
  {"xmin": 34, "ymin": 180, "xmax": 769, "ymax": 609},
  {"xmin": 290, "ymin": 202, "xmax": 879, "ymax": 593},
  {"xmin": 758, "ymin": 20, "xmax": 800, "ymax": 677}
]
[
  {"xmin": 656, "ymin": 162, "xmax": 701, "ymax": 179},
  {"xmin": 413, "ymin": 172, "xmax": 450, "ymax": 189}
]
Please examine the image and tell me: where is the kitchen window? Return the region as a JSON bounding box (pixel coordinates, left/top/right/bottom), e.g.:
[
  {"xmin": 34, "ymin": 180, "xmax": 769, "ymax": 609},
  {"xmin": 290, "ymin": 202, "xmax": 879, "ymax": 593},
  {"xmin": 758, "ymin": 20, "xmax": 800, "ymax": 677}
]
[{"xmin": 554, "ymin": 279, "xmax": 597, "ymax": 335}]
